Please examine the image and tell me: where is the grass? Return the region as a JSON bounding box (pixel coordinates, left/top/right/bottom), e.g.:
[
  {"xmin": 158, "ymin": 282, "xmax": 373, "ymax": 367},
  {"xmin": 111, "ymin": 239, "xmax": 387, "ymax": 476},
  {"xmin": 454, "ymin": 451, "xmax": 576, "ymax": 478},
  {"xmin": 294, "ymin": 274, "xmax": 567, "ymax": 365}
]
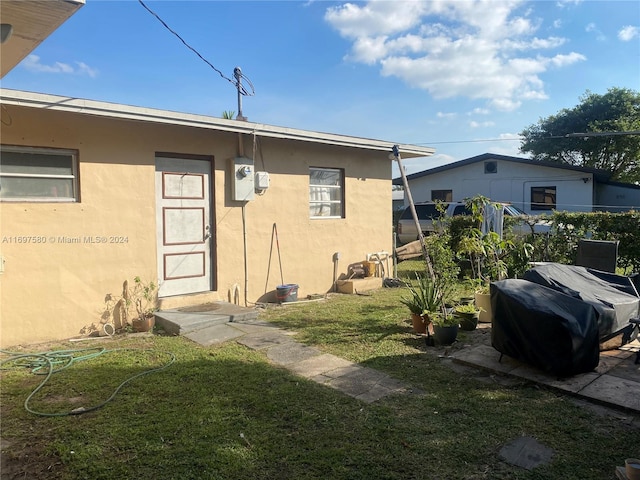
[{"xmin": 1, "ymin": 260, "xmax": 638, "ymax": 479}]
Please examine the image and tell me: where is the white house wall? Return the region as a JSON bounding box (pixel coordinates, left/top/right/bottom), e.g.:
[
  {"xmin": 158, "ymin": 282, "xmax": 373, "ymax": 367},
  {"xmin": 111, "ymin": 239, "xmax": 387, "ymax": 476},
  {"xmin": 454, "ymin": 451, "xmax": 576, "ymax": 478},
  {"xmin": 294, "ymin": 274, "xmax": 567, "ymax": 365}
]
[{"xmin": 408, "ymin": 159, "xmax": 595, "ymax": 213}]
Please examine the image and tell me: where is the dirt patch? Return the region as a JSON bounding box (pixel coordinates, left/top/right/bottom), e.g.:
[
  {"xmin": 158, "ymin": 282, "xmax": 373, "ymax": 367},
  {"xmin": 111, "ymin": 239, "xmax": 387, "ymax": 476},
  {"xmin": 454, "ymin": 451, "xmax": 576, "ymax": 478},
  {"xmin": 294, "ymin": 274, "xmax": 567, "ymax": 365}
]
[
  {"xmin": 419, "ymin": 321, "xmax": 492, "ymax": 354},
  {"xmin": 0, "ymin": 436, "xmax": 64, "ymax": 480}
]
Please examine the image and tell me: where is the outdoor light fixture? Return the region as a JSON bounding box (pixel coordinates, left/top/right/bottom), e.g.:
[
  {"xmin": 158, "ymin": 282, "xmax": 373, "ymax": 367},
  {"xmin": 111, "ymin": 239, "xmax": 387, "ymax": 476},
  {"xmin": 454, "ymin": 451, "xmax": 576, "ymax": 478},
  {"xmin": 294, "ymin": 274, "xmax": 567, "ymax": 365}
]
[{"xmin": 0, "ymin": 24, "xmax": 13, "ymax": 44}]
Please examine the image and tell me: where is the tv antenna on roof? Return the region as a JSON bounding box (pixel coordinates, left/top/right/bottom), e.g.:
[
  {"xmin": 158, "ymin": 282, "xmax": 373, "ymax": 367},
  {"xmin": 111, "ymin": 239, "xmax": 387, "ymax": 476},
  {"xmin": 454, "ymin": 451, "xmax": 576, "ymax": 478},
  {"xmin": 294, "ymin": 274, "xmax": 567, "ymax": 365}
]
[{"xmin": 234, "ymin": 67, "xmax": 255, "ymax": 121}]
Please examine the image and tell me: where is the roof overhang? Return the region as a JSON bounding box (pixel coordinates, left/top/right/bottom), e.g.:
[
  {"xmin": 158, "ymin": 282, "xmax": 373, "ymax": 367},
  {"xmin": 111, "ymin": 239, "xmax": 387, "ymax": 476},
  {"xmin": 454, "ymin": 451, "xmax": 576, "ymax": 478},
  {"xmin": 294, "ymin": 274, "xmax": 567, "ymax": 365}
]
[
  {"xmin": 0, "ymin": 0, "xmax": 85, "ymax": 79},
  {"xmin": 0, "ymin": 89, "xmax": 435, "ymax": 158}
]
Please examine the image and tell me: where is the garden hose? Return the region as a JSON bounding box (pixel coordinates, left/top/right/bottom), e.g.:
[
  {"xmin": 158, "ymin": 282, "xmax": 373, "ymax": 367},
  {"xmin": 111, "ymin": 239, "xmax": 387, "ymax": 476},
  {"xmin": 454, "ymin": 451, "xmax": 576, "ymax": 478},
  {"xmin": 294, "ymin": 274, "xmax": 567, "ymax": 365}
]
[{"xmin": 0, "ymin": 347, "xmax": 175, "ymax": 417}]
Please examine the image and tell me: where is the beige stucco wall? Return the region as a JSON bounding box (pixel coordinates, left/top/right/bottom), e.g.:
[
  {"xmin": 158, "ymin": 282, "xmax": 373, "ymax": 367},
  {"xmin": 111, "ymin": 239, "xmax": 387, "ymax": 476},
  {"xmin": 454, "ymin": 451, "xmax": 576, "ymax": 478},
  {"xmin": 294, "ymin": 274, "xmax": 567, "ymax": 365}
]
[{"xmin": 0, "ymin": 105, "xmax": 393, "ymax": 347}]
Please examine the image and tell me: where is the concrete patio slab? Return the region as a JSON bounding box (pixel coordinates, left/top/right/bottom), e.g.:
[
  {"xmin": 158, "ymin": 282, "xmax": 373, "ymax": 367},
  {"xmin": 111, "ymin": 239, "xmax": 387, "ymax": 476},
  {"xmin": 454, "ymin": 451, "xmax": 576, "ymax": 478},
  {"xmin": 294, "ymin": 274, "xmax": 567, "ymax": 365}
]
[
  {"xmin": 155, "ymin": 302, "xmax": 259, "ymax": 335},
  {"xmin": 607, "ymin": 359, "xmax": 640, "ymax": 382},
  {"xmin": 506, "ymin": 364, "xmax": 600, "ymax": 393},
  {"xmin": 452, "ymin": 344, "xmax": 521, "ymax": 374},
  {"xmin": 324, "ymin": 368, "xmax": 390, "ymax": 398},
  {"xmin": 228, "ymin": 322, "xmax": 285, "ymax": 334},
  {"xmin": 236, "ymin": 330, "xmax": 295, "ymax": 350},
  {"xmin": 314, "ymin": 363, "xmax": 364, "ymax": 380},
  {"xmin": 596, "ymin": 354, "xmax": 628, "ymax": 374},
  {"xmin": 578, "ymin": 374, "xmax": 640, "ymax": 411},
  {"xmin": 266, "ymin": 342, "xmax": 322, "ymax": 366},
  {"xmin": 287, "ymin": 353, "xmax": 354, "ymax": 378},
  {"xmin": 184, "ymin": 323, "xmax": 246, "ymax": 347}
]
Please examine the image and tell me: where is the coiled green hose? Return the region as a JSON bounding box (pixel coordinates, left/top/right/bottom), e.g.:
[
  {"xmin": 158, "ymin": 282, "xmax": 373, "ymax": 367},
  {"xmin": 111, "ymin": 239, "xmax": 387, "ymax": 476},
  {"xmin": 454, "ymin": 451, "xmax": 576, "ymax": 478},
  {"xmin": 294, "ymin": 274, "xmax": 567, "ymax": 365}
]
[{"xmin": 0, "ymin": 347, "xmax": 175, "ymax": 417}]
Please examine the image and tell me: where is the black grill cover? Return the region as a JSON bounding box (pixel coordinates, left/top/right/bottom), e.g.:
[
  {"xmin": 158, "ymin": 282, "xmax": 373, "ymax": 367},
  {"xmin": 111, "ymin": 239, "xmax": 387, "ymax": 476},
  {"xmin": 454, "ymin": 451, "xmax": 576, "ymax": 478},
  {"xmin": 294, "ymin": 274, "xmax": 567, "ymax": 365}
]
[
  {"xmin": 491, "ymin": 279, "xmax": 600, "ymax": 377},
  {"xmin": 523, "ymin": 263, "xmax": 640, "ymax": 343}
]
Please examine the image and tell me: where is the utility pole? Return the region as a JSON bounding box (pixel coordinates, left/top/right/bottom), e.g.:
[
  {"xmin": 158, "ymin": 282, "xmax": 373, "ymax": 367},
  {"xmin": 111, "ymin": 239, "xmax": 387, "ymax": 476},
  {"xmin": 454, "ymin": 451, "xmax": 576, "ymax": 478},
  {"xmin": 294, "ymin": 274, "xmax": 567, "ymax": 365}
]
[{"xmin": 391, "ymin": 145, "xmax": 435, "ymax": 283}]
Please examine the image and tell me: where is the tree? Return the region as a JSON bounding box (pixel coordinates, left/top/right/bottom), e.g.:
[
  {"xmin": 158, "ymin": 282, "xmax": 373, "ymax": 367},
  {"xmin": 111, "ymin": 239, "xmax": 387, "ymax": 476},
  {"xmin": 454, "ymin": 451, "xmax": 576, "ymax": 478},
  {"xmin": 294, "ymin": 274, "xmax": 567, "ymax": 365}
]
[{"xmin": 519, "ymin": 88, "xmax": 640, "ymax": 184}]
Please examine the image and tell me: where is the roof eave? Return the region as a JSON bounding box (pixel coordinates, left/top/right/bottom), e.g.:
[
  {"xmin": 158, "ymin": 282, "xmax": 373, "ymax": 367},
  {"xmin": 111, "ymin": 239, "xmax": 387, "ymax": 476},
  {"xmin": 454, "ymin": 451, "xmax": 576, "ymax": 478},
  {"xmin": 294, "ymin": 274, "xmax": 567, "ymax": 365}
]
[{"xmin": 0, "ymin": 89, "xmax": 434, "ymax": 159}]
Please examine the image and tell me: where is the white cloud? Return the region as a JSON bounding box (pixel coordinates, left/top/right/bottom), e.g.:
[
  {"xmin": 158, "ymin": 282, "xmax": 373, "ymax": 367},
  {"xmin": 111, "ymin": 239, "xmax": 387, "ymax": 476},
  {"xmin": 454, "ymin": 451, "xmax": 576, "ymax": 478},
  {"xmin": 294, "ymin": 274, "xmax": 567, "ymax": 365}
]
[
  {"xmin": 325, "ymin": 1, "xmax": 427, "ymax": 38},
  {"xmin": 325, "ymin": 0, "xmax": 585, "ymax": 112},
  {"xmin": 437, "ymin": 111, "xmax": 457, "ymax": 119},
  {"xmin": 549, "ymin": 52, "xmax": 586, "ymax": 67},
  {"xmin": 618, "ymin": 26, "xmax": 640, "ymax": 42},
  {"xmin": 469, "ymin": 108, "xmax": 491, "ymax": 115},
  {"xmin": 556, "ymin": 0, "xmax": 582, "ymax": 8},
  {"xmin": 469, "ymin": 120, "xmax": 495, "ymax": 128},
  {"xmin": 22, "ymin": 55, "xmax": 98, "ymax": 77},
  {"xmin": 500, "ymin": 132, "xmax": 524, "ymax": 140},
  {"xmin": 585, "ymin": 22, "xmax": 606, "ymax": 41}
]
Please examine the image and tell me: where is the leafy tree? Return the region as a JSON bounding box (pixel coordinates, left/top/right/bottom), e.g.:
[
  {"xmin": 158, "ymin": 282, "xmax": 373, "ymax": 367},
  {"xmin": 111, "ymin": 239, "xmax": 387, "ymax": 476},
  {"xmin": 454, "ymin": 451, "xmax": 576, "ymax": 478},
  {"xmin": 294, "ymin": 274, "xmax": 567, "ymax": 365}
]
[{"xmin": 519, "ymin": 88, "xmax": 640, "ymax": 183}]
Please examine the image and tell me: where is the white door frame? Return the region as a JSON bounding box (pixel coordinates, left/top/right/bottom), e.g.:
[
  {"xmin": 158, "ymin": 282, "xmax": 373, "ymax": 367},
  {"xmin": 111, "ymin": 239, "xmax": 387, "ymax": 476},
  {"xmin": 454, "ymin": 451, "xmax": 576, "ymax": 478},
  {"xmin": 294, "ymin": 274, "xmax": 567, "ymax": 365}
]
[{"xmin": 155, "ymin": 155, "xmax": 215, "ymax": 298}]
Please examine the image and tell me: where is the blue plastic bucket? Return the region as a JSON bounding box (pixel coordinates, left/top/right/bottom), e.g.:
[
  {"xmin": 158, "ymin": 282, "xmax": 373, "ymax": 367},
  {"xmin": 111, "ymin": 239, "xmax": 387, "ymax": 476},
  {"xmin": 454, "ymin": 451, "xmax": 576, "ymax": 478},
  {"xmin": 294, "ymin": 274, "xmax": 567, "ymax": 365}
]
[{"xmin": 276, "ymin": 284, "xmax": 299, "ymax": 303}]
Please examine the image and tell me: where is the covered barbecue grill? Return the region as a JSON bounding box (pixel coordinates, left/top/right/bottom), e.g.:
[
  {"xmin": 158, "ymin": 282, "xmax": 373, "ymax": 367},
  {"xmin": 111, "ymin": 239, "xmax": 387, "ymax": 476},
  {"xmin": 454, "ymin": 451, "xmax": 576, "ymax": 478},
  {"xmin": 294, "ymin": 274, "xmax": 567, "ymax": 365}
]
[{"xmin": 491, "ymin": 264, "xmax": 640, "ymax": 377}]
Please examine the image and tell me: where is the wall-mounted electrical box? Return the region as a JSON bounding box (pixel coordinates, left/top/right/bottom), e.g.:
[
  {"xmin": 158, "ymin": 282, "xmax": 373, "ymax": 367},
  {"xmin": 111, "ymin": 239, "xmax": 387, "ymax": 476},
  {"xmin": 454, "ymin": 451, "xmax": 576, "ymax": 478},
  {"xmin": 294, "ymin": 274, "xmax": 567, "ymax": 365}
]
[
  {"xmin": 230, "ymin": 157, "xmax": 255, "ymax": 201},
  {"xmin": 255, "ymin": 171, "xmax": 270, "ymax": 192}
]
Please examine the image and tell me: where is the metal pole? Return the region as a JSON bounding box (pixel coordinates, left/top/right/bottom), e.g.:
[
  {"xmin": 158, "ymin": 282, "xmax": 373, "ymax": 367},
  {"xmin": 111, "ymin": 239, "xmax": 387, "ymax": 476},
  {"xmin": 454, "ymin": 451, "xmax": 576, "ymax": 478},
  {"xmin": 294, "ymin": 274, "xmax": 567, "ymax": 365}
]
[
  {"xmin": 234, "ymin": 67, "xmax": 245, "ymax": 121},
  {"xmin": 391, "ymin": 145, "xmax": 435, "ymax": 283}
]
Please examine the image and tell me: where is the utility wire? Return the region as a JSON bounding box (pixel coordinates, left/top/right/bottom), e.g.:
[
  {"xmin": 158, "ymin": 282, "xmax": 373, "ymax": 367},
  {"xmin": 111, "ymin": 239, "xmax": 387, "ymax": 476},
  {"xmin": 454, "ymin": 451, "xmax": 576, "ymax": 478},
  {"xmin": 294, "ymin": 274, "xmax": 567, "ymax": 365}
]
[
  {"xmin": 418, "ymin": 137, "xmax": 522, "ymax": 145},
  {"xmin": 138, "ymin": 0, "xmax": 253, "ymax": 95},
  {"xmin": 416, "ymin": 130, "xmax": 640, "ymax": 146}
]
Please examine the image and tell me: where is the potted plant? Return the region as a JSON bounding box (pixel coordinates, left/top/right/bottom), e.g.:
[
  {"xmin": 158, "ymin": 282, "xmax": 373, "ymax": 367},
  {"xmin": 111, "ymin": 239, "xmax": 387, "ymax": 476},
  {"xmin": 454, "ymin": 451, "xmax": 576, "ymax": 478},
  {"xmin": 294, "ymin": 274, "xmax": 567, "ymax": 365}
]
[
  {"xmin": 431, "ymin": 311, "xmax": 459, "ymax": 345},
  {"xmin": 453, "ymin": 302, "xmax": 481, "ymax": 331},
  {"xmin": 400, "ymin": 273, "xmax": 443, "ymax": 334},
  {"xmin": 103, "ymin": 276, "xmax": 158, "ymax": 333}
]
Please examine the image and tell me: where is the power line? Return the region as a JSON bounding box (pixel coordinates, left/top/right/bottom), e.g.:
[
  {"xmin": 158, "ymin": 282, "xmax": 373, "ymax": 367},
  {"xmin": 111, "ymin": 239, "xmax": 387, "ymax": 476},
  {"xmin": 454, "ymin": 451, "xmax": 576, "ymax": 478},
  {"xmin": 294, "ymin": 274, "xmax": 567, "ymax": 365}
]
[
  {"xmin": 414, "ymin": 130, "xmax": 640, "ymax": 146},
  {"xmin": 138, "ymin": 0, "xmax": 249, "ymax": 93},
  {"xmin": 416, "ymin": 137, "xmax": 522, "ymax": 146}
]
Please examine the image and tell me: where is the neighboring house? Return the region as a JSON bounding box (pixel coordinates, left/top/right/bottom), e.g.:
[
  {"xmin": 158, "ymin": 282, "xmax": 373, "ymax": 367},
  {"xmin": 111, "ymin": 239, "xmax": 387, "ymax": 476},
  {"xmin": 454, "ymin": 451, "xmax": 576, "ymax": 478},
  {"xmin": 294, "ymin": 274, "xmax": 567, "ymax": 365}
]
[
  {"xmin": 0, "ymin": 4, "xmax": 434, "ymax": 347},
  {"xmin": 393, "ymin": 153, "xmax": 640, "ymax": 214}
]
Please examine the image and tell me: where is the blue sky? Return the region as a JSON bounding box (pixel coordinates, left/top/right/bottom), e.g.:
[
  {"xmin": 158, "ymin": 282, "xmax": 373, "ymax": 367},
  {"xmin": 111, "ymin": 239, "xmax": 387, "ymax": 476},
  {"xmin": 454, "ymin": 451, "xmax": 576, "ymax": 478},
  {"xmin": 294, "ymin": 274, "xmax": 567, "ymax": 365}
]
[{"xmin": 2, "ymin": 0, "xmax": 639, "ymax": 177}]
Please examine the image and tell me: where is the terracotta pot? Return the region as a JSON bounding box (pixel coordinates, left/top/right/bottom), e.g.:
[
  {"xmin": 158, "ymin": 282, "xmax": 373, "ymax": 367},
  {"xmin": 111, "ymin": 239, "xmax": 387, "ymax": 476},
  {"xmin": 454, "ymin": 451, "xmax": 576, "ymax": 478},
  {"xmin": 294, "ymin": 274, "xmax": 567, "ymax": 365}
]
[
  {"xmin": 410, "ymin": 313, "xmax": 427, "ymax": 334},
  {"xmin": 132, "ymin": 315, "xmax": 155, "ymax": 332}
]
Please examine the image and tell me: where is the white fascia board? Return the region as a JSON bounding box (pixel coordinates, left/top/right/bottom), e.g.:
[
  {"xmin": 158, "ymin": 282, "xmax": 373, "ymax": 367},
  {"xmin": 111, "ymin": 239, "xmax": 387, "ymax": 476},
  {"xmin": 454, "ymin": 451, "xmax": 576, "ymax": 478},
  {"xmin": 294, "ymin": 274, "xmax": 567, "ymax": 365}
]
[{"xmin": 0, "ymin": 89, "xmax": 434, "ymax": 159}]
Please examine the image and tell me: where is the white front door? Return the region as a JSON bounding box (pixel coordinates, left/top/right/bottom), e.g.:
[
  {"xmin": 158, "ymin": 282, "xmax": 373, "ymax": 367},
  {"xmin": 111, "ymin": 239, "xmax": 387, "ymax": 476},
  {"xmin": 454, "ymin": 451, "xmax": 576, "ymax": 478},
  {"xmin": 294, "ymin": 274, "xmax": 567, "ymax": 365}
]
[{"xmin": 155, "ymin": 157, "xmax": 213, "ymax": 297}]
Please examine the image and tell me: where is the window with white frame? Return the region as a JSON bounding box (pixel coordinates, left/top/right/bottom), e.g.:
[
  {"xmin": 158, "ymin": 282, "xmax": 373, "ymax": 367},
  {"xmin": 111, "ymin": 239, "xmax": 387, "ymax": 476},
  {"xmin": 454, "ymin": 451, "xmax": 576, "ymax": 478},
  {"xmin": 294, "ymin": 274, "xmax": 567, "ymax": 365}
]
[
  {"xmin": 309, "ymin": 167, "xmax": 343, "ymax": 218},
  {"xmin": 0, "ymin": 146, "xmax": 78, "ymax": 202}
]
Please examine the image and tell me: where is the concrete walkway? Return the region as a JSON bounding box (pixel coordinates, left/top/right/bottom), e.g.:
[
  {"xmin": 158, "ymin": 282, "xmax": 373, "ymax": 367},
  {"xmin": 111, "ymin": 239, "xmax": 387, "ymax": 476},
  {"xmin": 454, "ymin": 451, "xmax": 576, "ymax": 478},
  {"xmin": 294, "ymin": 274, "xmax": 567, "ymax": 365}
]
[
  {"xmin": 199, "ymin": 318, "xmax": 423, "ymax": 403},
  {"xmin": 156, "ymin": 304, "xmax": 639, "ymax": 413}
]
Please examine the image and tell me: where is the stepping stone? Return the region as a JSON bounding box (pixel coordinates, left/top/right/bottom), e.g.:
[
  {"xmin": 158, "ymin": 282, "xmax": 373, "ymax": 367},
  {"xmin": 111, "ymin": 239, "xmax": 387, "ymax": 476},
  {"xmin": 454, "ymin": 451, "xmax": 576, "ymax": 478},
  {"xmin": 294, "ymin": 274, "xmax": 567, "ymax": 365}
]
[{"xmin": 499, "ymin": 436, "xmax": 554, "ymax": 470}]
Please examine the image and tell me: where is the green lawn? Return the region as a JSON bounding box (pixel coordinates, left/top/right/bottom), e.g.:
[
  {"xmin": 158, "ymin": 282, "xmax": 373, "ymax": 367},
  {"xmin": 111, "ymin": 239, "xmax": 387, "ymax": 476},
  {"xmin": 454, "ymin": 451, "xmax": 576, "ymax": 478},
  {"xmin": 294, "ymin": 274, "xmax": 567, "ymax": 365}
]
[{"xmin": 1, "ymin": 261, "xmax": 637, "ymax": 479}]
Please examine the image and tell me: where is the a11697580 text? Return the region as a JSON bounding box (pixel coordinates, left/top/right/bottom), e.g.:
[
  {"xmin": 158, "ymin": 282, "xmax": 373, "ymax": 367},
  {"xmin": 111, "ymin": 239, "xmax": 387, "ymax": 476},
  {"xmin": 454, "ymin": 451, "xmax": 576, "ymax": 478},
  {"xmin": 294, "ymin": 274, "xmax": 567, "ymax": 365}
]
[{"xmin": 1, "ymin": 235, "xmax": 129, "ymax": 244}]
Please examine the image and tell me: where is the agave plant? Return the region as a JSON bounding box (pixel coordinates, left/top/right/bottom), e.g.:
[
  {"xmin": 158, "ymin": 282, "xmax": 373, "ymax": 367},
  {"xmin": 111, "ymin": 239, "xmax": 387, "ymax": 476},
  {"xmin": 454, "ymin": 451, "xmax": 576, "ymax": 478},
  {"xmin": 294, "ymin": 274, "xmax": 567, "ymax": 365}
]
[{"xmin": 400, "ymin": 273, "xmax": 444, "ymax": 315}]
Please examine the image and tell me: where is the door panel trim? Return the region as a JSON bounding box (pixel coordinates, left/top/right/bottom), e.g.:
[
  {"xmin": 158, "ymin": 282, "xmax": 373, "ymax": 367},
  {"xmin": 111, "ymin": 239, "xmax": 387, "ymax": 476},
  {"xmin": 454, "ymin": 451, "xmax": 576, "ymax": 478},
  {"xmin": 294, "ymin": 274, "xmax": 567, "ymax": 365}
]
[
  {"xmin": 163, "ymin": 251, "xmax": 206, "ymax": 281},
  {"xmin": 162, "ymin": 171, "xmax": 205, "ymax": 200},
  {"xmin": 162, "ymin": 207, "xmax": 206, "ymax": 246}
]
